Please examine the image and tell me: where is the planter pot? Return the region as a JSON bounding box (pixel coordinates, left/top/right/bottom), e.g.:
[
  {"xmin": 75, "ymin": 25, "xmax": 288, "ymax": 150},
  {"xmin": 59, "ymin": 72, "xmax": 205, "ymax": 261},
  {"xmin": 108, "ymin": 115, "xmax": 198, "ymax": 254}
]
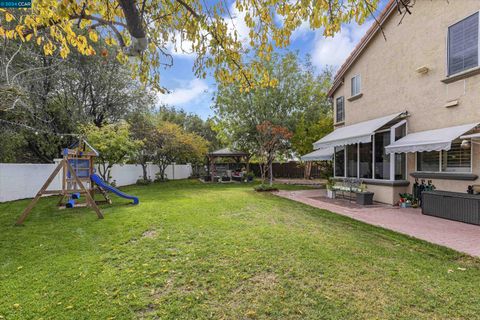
[
  {"xmin": 356, "ymin": 192, "xmax": 374, "ymax": 205},
  {"xmin": 400, "ymin": 202, "xmax": 412, "ymax": 208},
  {"xmin": 327, "ymin": 189, "xmax": 336, "ymax": 199}
]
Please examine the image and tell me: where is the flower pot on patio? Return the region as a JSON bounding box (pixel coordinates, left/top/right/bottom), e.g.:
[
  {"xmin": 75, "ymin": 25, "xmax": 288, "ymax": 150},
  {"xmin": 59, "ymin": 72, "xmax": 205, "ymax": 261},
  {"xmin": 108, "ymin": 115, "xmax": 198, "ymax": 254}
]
[
  {"xmin": 327, "ymin": 189, "xmax": 336, "ymax": 199},
  {"xmin": 356, "ymin": 192, "xmax": 374, "ymax": 205}
]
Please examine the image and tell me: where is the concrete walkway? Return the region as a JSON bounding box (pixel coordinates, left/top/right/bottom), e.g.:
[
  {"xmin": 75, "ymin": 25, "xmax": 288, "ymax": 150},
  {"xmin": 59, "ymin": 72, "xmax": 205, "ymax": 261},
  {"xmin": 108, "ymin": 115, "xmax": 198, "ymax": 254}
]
[{"xmin": 275, "ymin": 189, "xmax": 480, "ymax": 257}]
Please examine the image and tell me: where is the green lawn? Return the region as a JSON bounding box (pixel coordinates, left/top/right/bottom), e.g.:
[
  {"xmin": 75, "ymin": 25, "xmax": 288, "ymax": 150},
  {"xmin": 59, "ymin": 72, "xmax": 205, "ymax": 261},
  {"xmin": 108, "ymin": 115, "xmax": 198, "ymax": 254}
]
[{"xmin": 1, "ymin": 180, "xmax": 479, "ymax": 319}]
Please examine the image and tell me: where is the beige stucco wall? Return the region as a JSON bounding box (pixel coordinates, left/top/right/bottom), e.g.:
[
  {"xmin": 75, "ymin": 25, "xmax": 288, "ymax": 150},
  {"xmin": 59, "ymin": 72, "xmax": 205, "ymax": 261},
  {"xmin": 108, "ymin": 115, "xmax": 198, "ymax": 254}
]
[
  {"xmin": 334, "ymin": 1, "xmax": 480, "ymax": 130},
  {"xmin": 331, "ymin": 1, "xmax": 480, "ymax": 203},
  {"xmin": 363, "ymin": 183, "xmax": 408, "ymax": 205}
]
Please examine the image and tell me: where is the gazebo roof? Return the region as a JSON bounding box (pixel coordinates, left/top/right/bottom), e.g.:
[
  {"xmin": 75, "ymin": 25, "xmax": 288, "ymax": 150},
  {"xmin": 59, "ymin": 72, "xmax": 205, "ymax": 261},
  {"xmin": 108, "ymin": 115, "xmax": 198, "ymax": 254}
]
[{"xmin": 208, "ymin": 148, "xmax": 249, "ymax": 158}]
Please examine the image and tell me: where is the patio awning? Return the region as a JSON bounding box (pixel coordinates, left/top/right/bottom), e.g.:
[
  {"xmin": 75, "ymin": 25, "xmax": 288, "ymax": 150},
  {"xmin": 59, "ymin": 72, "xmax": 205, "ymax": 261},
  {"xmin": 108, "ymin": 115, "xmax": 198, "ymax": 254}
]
[
  {"xmin": 313, "ymin": 112, "xmax": 406, "ymax": 149},
  {"xmin": 385, "ymin": 123, "xmax": 479, "ymax": 154},
  {"xmin": 301, "ymin": 148, "xmax": 334, "ymax": 161}
]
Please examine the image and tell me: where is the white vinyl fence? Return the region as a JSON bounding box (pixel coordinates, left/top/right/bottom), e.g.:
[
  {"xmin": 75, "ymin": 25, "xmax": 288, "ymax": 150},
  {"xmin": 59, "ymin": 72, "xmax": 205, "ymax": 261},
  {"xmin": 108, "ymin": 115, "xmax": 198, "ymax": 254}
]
[{"xmin": 0, "ymin": 161, "xmax": 192, "ymax": 202}]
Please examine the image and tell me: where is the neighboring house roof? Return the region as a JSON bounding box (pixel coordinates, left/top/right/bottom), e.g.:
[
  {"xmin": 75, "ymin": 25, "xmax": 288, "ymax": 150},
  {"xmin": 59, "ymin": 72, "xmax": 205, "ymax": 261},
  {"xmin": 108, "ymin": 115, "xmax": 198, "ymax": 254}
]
[
  {"xmin": 207, "ymin": 148, "xmax": 249, "ymax": 157},
  {"xmin": 327, "ymin": 0, "xmax": 398, "ymax": 98}
]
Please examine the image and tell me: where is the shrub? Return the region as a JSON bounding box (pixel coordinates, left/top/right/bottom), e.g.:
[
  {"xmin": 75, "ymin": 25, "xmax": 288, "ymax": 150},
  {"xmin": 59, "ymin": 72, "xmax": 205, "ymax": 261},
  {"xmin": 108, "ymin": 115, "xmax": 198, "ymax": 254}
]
[
  {"xmin": 254, "ymin": 184, "xmax": 279, "ymax": 192},
  {"xmin": 136, "ymin": 178, "xmax": 151, "ymax": 185}
]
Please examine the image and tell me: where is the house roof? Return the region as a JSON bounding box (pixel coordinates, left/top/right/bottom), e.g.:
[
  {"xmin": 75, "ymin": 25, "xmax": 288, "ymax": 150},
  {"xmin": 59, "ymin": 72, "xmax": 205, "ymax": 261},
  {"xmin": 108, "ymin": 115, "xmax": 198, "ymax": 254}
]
[
  {"xmin": 207, "ymin": 148, "xmax": 249, "ymax": 157},
  {"xmin": 327, "ymin": 0, "xmax": 398, "ymax": 98}
]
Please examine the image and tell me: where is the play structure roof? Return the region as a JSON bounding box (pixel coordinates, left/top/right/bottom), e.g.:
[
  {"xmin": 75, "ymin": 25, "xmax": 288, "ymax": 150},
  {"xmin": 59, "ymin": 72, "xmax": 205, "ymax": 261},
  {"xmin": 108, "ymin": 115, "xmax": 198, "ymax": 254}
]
[
  {"xmin": 207, "ymin": 148, "xmax": 249, "ymax": 158},
  {"xmin": 69, "ymin": 138, "xmax": 100, "ymax": 156}
]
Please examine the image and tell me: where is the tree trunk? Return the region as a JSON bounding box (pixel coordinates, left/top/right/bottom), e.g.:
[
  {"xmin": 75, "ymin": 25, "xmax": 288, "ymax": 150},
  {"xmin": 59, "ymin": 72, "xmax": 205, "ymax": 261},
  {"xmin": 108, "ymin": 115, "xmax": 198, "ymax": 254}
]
[
  {"xmin": 141, "ymin": 163, "xmax": 148, "ymax": 181},
  {"xmin": 158, "ymin": 163, "xmax": 168, "ymax": 181},
  {"xmin": 259, "ymin": 162, "xmax": 267, "ymax": 184},
  {"xmin": 269, "ymin": 161, "xmax": 273, "ymax": 186}
]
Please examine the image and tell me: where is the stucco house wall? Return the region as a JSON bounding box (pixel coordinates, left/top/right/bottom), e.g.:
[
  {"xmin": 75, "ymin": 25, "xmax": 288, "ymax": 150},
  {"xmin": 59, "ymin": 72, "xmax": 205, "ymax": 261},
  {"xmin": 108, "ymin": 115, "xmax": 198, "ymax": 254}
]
[{"xmin": 330, "ymin": 1, "xmax": 480, "ymax": 203}]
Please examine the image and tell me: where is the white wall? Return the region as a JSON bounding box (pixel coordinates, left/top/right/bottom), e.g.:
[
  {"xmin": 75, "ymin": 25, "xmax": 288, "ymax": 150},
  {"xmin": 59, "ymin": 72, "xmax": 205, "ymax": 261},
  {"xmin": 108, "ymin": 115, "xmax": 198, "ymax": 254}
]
[{"xmin": 0, "ymin": 162, "xmax": 192, "ymax": 202}]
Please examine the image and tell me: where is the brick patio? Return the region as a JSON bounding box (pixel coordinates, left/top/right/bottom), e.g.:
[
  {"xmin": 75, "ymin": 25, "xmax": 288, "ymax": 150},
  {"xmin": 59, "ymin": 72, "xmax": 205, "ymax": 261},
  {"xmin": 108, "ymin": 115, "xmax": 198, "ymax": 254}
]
[{"xmin": 275, "ymin": 189, "xmax": 480, "ymax": 257}]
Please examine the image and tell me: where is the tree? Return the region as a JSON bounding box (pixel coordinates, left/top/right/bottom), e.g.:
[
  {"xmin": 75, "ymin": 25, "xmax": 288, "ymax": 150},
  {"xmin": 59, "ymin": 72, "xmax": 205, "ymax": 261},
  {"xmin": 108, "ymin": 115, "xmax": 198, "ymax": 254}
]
[
  {"xmin": 156, "ymin": 106, "xmax": 220, "ymax": 150},
  {"xmin": 82, "ymin": 122, "xmax": 142, "ymax": 182},
  {"xmin": 256, "ymin": 121, "xmax": 292, "ymax": 185},
  {"xmin": 291, "ymin": 114, "xmax": 334, "ymax": 157},
  {"xmin": 1, "ymin": 0, "xmax": 390, "ymax": 90},
  {"xmin": 0, "ymin": 39, "xmax": 154, "ymax": 162},
  {"xmin": 152, "ymin": 121, "xmax": 208, "ymax": 181},
  {"xmin": 127, "ymin": 111, "xmax": 158, "ymax": 181},
  {"xmin": 214, "ymin": 52, "xmax": 332, "ymax": 157}
]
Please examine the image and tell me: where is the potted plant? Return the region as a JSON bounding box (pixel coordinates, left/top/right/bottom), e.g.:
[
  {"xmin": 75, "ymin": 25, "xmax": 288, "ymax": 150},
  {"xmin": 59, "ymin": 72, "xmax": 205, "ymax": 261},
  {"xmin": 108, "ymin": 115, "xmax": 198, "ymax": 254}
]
[
  {"xmin": 326, "ymin": 178, "xmax": 336, "ymax": 199},
  {"xmin": 356, "ymin": 183, "xmax": 374, "ymax": 205},
  {"xmin": 398, "ymin": 193, "xmax": 413, "ymax": 208}
]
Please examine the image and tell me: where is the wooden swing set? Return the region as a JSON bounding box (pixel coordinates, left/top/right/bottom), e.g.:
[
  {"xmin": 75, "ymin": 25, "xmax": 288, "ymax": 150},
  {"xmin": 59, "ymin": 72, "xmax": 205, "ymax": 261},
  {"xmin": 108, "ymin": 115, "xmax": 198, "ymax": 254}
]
[{"xmin": 16, "ymin": 139, "xmax": 110, "ymax": 225}]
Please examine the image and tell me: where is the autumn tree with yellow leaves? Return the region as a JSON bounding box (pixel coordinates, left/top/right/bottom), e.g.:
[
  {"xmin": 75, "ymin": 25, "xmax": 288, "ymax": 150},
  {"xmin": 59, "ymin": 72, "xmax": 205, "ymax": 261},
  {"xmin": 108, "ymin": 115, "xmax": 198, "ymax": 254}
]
[{"xmin": 0, "ymin": 0, "xmax": 408, "ymax": 92}]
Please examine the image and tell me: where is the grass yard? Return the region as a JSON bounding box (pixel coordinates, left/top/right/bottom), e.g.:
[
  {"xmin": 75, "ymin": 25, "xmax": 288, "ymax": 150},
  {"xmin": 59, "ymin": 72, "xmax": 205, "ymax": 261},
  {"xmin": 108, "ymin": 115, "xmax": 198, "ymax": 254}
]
[{"xmin": 1, "ymin": 180, "xmax": 480, "ymax": 319}]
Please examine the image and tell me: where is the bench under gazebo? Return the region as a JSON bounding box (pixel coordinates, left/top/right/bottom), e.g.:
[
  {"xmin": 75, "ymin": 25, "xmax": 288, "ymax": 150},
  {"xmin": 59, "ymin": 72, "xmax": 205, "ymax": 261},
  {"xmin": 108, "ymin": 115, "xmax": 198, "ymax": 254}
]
[{"xmin": 206, "ymin": 148, "xmax": 250, "ymax": 182}]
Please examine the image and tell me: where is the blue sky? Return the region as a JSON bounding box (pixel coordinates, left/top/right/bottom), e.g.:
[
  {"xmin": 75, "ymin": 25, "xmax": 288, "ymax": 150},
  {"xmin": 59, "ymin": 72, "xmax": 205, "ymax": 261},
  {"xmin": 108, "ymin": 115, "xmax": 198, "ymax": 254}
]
[{"xmin": 156, "ymin": 1, "xmax": 388, "ymax": 119}]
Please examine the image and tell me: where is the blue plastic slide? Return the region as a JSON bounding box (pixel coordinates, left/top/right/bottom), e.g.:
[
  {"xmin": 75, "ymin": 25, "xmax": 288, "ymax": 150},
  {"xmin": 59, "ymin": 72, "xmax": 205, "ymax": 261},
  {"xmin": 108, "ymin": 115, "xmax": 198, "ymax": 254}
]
[{"xmin": 91, "ymin": 174, "xmax": 139, "ymax": 205}]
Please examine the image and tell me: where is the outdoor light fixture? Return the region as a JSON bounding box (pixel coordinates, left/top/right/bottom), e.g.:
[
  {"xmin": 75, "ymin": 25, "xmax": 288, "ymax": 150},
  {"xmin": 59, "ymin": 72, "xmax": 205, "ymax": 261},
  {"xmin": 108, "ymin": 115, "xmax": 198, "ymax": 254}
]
[{"xmin": 461, "ymin": 139, "xmax": 471, "ymax": 149}]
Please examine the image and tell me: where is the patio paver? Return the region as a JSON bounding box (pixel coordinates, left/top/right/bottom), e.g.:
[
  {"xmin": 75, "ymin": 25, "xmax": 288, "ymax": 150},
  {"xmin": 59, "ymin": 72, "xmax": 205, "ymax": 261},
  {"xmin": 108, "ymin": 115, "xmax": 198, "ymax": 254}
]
[{"xmin": 275, "ymin": 189, "xmax": 480, "ymax": 257}]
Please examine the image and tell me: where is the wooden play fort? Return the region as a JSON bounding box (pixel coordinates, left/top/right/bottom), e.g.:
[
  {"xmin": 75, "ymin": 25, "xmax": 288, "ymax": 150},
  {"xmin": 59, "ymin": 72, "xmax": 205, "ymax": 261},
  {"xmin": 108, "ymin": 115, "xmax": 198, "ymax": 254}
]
[{"xmin": 16, "ymin": 139, "xmax": 139, "ymax": 225}]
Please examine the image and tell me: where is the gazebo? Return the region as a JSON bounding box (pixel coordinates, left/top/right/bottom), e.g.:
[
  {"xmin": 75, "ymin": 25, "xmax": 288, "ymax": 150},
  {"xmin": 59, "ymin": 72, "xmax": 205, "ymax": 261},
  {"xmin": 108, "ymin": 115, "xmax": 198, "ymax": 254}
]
[{"xmin": 206, "ymin": 148, "xmax": 250, "ymax": 181}]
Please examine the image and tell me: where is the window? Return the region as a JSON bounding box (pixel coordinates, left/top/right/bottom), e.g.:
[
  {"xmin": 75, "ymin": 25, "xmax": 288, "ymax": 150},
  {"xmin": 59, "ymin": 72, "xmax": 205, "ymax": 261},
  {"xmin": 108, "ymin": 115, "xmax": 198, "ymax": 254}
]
[
  {"xmin": 417, "ymin": 141, "xmax": 471, "ymax": 173},
  {"xmin": 334, "ymin": 146, "xmax": 345, "ymax": 177},
  {"xmin": 442, "ymin": 140, "xmax": 471, "ymax": 172},
  {"xmin": 351, "ymin": 75, "xmax": 361, "ymax": 96},
  {"xmin": 374, "ymin": 131, "xmax": 390, "ymax": 180},
  {"xmin": 333, "ymin": 120, "xmax": 407, "ymax": 181},
  {"xmin": 336, "ymin": 96, "xmax": 344, "ymax": 123},
  {"xmin": 359, "ymin": 142, "xmax": 372, "ymax": 179},
  {"xmin": 417, "ymin": 152, "xmax": 440, "ymax": 171},
  {"xmin": 394, "ymin": 124, "xmax": 407, "ymax": 180},
  {"xmin": 448, "ymin": 12, "xmax": 479, "ymax": 76},
  {"xmin": 346, "ymin": 144, "xmax": 358, "ymax": 177}
]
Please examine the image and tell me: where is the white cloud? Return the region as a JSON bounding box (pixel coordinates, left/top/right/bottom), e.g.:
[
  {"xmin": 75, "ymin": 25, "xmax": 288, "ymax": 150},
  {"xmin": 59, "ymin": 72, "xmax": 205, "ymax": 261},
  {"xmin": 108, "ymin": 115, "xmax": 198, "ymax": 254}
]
[
  {"xmin": 157, "ymin": 78, "xmax": 209, "ymax": 106},
  {"xmin": 310, "ymin": 20, "xmax": 374, "ymax": 70},
  {"xmin": 166, "ymin": 2, "xmax": 251, "ymax": 58},
  {"xmin": 165, "ymin": 31, "xmax": 197, "ymax": 59},
  {"xmin": 225, "ymin": 2, "xmax": 252, "ymax": 44}
]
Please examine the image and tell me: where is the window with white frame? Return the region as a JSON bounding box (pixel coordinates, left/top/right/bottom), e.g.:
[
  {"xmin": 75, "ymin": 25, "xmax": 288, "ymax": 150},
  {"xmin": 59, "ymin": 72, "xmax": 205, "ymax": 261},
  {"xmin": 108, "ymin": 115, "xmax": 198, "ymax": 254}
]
[
  {"xmin": 336, "ymin": 96, "xmax": 345, "ymax": 123},
  {"xmin": 333, "ymin": 120, "xmax": 407, "ymax": 180},
  {"xmin": 334, "ymin": 146, "xmax": 345, "ymax": 177},
  {"xmin": 351, "ymin": 75, "xmax": 361, "ymax": 96},
  {"xmin": 417, "ymin": 140, "xmax": 471, "ymax": 173},
  {"xmin": 448, "ymin": 12, "xmax": 479, "ymax": 76}
]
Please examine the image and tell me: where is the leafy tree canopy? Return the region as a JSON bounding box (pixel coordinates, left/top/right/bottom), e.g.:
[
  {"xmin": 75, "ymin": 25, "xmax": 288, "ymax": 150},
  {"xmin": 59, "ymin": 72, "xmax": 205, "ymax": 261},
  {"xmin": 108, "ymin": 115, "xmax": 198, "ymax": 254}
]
[
  {"xmin": 1, "ymin": 0, "xmax": 380, "ymax": 90},
  {"xmin": 156, "ymin": 105, "xmax": 219, "ymax": 150},
  {"xmin": 213, "ymin": 51, "xmax": 333, "ymax": 157},
  {"xmin": 81, "ymin": 121, "xmax": 142, "ymax": 181},
  {"xmin": 152, "ymin": 120, "xmax": 209, "ymax": 180}
]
